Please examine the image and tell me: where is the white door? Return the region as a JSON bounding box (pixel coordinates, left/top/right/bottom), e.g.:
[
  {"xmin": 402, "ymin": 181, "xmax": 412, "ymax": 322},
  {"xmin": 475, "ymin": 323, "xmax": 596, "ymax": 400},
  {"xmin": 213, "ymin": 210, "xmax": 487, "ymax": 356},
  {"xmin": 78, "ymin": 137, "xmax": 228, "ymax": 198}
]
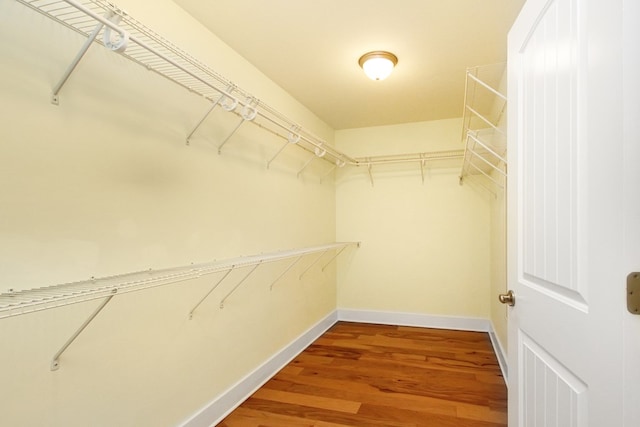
[
  {"xmin": 622, "ymin": 0, "xmax": 640, "ymax": 424},
  {"xmin": 506, "ymin": 0, "xmax": 634, "ymax": 425}
]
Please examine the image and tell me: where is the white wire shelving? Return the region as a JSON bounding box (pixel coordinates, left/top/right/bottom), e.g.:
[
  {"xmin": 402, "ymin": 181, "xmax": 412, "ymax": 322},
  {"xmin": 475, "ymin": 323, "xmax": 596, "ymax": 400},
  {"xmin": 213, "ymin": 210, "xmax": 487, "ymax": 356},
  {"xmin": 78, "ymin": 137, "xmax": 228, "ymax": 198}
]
[
  {"xmin": 351, "ymin": 150, "xmax": 465, "ymax": 187},
  {"xmin": 14, "ymin": 0, "xmax": 465, "ymax": 180},
  {"xmin": 0, "ymin": 242, "xmax": 357, "ymax": 320},
  {"xmin": 0, "ymin": 242, "xmax": 359, "ymax": 370},
  {"xmin": 459, "ymin": 64, "xmax": 508, "ymax": 194},
  {"xmin": 16, "ymin": 0, "xmax": 355, "ymax": 172}
]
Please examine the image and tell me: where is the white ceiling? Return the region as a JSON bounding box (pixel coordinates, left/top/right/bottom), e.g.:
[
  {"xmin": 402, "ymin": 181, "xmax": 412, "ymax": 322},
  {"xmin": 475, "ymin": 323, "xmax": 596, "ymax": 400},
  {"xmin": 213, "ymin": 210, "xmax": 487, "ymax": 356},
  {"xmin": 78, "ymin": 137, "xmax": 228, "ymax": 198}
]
[{"xmin": 174, "ymin": 0, "xmax": 524, "ymax": 130}]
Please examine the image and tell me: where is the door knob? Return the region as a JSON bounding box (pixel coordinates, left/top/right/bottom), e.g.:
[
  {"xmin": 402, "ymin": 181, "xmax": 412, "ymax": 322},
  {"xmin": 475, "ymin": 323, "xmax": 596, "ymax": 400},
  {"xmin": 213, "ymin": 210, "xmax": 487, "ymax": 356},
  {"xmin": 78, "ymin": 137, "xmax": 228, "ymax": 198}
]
[{"xmin": 498, "ymin": 290, "xmax": 515, "ymax": 306}]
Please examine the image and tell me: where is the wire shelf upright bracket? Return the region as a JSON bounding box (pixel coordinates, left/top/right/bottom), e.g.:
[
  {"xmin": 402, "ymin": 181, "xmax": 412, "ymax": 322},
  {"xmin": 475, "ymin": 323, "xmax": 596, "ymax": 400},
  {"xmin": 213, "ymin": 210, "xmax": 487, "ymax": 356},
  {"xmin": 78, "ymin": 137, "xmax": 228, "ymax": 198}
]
[
  {"xmin": 185, "ymin": 92, "xmax": 226, "ymax": 145},
  {"xmin": 299, "ymin": 250, "xmax": 330, "ymax": 280},
  {"xmin": 321, "ymin": 246, "xmax": 348, "ymax": 272},
  {"xmin": 188, "ymin": 267, "xmax": 233, "ymax": 319},
  {"xmin": 218, "ymin": 262, "xmax": 262, "ymax": 309},
  {"xmin": 269, "ymin": 256, "xmax": 303, "ymax": 290},
  {"xmin": 50, "ymin": 288, "xmax": 116, "ymax": 371},
  {"xmin": 50, "ymin": 14, "xmax": 105, "ymax": 104}
]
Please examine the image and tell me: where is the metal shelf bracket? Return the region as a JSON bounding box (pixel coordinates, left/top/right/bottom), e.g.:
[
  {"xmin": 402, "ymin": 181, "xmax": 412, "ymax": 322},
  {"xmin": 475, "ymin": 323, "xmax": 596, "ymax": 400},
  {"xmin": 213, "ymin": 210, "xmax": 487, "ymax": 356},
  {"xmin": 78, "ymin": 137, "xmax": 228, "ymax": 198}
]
[
  {"xmin": 188, "ymin": 267, "xmax": 234, "ymax": 319},
  {"xmin": 321, "ymin": 246, "xmax": 348, "ymax": 272},
  {"xmin": 299, "ymin": 251, "xmax": 329, "ymax": 279},
  {"xmin": 51, "ymin": 19, "xmax": 104, "ymax": 104},
  {"xmin": 50, "ymin": 288, "xmax": 117, "ymax": 371},
  {"xmin": 219, "ymin": 262, "xmax": 262, "ymax": 309},
  {"xmin": 185, "ymin": 93, "xmax": 225, "ymax": 145},
  {"xmin": 218, "ymin": 96, "xmax": 258, "ymax": 154},
  {"xmin": 269, "ymin": 256, "xmax": 303, "ymax": 290},
  {"xmin": 267, "ymin": 125, "xmax": 301, "ymax": 169}
]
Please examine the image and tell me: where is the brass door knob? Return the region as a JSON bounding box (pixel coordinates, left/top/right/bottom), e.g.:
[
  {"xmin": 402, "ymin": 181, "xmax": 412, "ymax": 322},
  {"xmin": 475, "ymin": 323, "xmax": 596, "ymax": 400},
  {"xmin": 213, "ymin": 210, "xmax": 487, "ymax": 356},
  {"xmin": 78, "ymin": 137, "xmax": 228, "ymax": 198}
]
[{"xmin": 498, "ymin": 290, "xmax": 515, "ymax": 306}]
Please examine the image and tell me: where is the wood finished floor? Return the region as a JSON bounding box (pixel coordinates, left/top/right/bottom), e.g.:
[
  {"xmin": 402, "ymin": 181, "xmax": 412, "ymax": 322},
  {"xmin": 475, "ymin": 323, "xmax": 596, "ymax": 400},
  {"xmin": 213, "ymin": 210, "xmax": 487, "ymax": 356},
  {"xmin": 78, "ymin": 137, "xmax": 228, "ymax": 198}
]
[{"xmin": 218, "ymin": 322, "xmax": 507, "ymax": 427}]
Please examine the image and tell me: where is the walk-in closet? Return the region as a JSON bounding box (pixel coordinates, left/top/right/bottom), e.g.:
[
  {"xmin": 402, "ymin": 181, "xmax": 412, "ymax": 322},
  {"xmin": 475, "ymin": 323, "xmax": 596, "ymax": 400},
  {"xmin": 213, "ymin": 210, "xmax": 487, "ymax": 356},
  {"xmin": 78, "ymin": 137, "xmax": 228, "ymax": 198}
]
[{"xmin": 3, "ymin": 0, "xmax": 637, "ymax": 426}]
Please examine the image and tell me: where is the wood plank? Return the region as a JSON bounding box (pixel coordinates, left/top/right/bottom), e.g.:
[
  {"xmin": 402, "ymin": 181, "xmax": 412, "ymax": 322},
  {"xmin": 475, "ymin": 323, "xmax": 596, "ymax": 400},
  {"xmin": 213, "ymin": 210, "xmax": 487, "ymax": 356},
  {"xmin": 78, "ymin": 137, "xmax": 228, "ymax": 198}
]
[
  {"xmin": 252, "ymin": 388, "xmax": 361, "ymax": 414},
  {"xmin": 218, "ymin": 322, "xmax": 507, "ymax": 426}
]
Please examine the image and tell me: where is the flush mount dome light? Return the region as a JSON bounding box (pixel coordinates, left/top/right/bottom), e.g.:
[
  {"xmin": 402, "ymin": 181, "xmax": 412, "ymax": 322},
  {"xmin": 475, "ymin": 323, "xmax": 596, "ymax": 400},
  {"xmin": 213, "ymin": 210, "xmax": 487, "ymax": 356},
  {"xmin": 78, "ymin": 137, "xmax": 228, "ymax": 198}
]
[{"xmin": 358, "ymin": 51, "xmax": 398, "ymax": 81}]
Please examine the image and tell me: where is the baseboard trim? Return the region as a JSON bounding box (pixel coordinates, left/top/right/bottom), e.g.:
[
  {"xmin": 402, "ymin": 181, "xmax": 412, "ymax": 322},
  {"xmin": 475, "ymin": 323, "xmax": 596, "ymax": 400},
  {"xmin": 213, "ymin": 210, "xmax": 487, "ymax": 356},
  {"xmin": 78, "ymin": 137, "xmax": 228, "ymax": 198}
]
[
  {"xmin": 337, "ymin": 308, "xmax": 491, "ymax": 332},
  {"xmin": 488, "ymin": 321, "xmax": 509, "ymax": 384},
  {"xmin": 179, "ymin": 310, "xmax": 338, "ymax": 427}
]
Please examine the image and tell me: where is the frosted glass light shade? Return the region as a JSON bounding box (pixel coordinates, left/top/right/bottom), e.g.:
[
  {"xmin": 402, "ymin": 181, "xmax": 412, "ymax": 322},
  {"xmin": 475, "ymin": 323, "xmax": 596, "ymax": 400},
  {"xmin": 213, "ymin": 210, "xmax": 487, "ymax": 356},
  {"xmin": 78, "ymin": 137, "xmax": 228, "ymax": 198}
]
[{"xmin": 358, "ymin": 51, "xmax": 398, "ymax": 81}]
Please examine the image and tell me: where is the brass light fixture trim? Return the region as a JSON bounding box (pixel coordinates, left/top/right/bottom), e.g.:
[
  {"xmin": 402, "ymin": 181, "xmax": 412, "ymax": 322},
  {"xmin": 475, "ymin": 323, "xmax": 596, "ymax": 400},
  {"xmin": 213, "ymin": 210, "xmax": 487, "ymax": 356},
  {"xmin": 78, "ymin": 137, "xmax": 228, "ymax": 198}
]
[{"xmin": 358, "ymin": 51, "xmax": 398, "ymax": 81}]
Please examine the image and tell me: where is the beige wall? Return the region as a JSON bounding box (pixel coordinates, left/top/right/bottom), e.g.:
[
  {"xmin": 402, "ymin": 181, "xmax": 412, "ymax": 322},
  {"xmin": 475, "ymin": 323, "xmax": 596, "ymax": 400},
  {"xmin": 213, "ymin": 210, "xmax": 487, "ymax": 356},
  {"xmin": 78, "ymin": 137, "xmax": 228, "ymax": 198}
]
[
  {"xmin": 335, "ymin": 119, "xmax": 492, "ymax": 319},
  {"xmin": 490, "ymin": 186, "xmax": 508, "ymax": 351},
  {"xmin": 0, "ymin": 1, "xmax": 336, "ymax": 426},
  {"xmin": 0, "ymin": 1, "xmax": 511, "ymax": 425},
  {"xmin": 489, "ymin": 67, "xmax": 509, "ymax": 354}
]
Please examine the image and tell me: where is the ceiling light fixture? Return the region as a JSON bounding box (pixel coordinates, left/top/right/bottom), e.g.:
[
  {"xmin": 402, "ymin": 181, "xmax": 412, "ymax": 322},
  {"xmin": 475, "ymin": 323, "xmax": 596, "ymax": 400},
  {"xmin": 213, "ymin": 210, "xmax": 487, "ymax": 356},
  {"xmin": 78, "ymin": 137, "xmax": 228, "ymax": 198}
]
[{"xmin": 358, "ymin": 51, "xmax": 398, "ymax": 81}]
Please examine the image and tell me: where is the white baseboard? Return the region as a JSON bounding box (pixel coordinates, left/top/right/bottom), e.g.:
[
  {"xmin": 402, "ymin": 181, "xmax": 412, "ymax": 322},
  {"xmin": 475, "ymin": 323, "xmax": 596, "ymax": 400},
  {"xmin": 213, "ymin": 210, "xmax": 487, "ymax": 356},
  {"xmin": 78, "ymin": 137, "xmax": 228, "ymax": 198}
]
[
  {"xmin": 180, "ymin": 309, "xmax": 508, "ymax": 426},
  {"xmin": 488, "ymin": 322, "xmax": 509, "ymax": 384},
  {"xmin": 337, "ymin": 308, "xmax": 491, "ymax": 332},
  {"xmin": 179, "ymin": 310, "xmax": 338, "ymax": 427}
]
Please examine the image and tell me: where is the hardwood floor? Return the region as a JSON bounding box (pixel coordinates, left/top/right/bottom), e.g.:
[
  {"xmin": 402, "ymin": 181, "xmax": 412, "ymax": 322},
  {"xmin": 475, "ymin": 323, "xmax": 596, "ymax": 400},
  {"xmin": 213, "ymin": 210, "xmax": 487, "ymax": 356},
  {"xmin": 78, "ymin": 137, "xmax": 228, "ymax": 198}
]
[{"xmin": 218, "ymin": 322, "xmax": 507, "ymax": 427}]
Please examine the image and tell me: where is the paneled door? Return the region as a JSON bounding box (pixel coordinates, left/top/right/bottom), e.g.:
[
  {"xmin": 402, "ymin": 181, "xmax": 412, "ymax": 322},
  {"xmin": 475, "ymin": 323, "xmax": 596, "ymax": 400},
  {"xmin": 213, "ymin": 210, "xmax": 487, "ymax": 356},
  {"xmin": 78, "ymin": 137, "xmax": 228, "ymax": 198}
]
[{"xmin": 506, "ymin": 0, "xmax": 633, "ymax": 425}]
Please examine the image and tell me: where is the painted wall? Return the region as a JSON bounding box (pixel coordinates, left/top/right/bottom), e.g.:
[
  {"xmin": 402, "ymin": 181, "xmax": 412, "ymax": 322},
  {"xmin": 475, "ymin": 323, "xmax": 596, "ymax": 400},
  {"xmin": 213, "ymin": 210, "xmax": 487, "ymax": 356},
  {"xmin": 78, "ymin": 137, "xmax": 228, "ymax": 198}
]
[
  {"xmin": 490, "ymin": 186, "xmax": 508, "ymax": 354},
  {"xmin": 0, "ymin": 0, "xmax": 337, "ymax": 426},
  {"xmin": 489, "ymin": 68, "xmax": 509, "ymax": 356},
  {"xmin": 335, "ymin": 119, "xmax": 492, "ymax": 319}
]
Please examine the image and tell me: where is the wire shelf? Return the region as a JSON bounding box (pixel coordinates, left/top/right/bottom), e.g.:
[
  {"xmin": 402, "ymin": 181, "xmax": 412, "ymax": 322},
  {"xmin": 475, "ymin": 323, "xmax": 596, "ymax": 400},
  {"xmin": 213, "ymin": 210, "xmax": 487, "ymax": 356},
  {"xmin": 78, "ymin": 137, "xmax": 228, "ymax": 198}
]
[
  {"xmin": 16, "ymin": 0, "xmax": 356, "ymax": 168},
  {"xmin": 0, "ymin": 242, "xmax": 357, "ymax": 319},
  {"xmin": 459, "ymin": 64, "xmax": 508, "ymax": 193},
  {"xmin": 15, "ymin": 0, "xmax": 470, "ymax": 180}
]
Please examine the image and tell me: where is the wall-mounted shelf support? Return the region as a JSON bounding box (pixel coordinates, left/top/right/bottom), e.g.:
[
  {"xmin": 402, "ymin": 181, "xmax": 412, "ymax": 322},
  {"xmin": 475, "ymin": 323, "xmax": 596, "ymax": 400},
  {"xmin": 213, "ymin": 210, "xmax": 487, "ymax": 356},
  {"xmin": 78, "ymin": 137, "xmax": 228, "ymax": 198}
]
[
  {"xmin": 217, "ymin": 117, "xmax": 246, "ymax": 154},
  {"xmin": 217, "ymin": 96, "xmax": 258, "ymax": 154},
  {"xmin": 367, "ymin": 161, "xmax": 374, "ymax": 187},
  {"xmin": 51, "ymin": 19, "xmax": 105, "ymax": 104},
  {"xmin": 267, "ymin": 142, "xmax": 289, "ymax": 169},
  {"xmin": 50, "ymin": 289, "xmax": 116, "ymax": 371},
  {"xmin": 297, "ymin": 155, "xmax": 317, "ymax": 178},
  {"xmin": 299, "ymin": 251, "xmax": 329, "ymax": 280},
  {"xmin": 467, "ymin": 72, "xmax": 506, "ymax": 103},
  {"xmin": 266, "ymin": 126, "xmax": 301, "ymax": 169},
  {"xmin": 186, "ymin": 94, "xmax": 224, "ymax": 145},
  {"xmin": 269, "ymin": 256, "xmax": 303, "ymax": 290},
  {"xmin": 464, "ymin": 105, "xmax": 505, "ymax": 135},
  {"xmin": 320, "ymin": 163, "xmax": 338, "ymax": 183},
  {"xmin": 188, "ymin": 267, "xmax": 233, "ymax": 319},
  {"xmin": 219, "ymin": 262, "xmax": 261, "ymax": 309},
  {"xmin": 321, "ymin": 246, "xmax": 348, "ymax": 272}
]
